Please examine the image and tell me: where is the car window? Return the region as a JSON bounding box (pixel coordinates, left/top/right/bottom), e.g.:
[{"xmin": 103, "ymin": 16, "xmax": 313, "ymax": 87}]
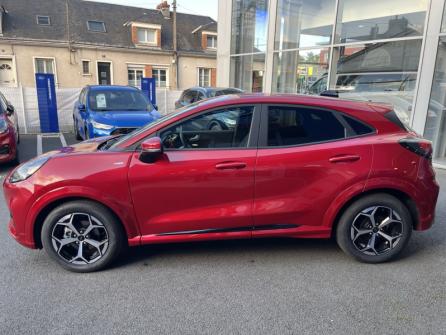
[
  {"xmin": 183, "ymin": 90, "xmax": 197, "ymax": 104},
  {"xmin": 267, "ymin": 106, "xmax": 346, "ymax": 146},
  {"xmin": 160, "ymin": 106, "xmax": 254, "ymax": 150},
  {"xmin": 212, "ymin": 89, "xmax": 242, "ymax": 97},
  {"xmin": 342, "ymin": 115, "xmax": 374, "ymax": 136},
  {"xmin": 0, "ymin": 93, "xmax": 7, "ymax": 113},
  {"xmin": 88, "ymin": 89, "xmax": 153, "ymax": 111},
  {"xmin": 197, "ymin": 91, "xmax": 206, "ymax": 101}
]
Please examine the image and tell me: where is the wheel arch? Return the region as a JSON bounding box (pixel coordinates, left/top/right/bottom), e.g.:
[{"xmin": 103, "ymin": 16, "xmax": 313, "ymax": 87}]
[
  {"xmin": 330, "ymin": 188, "xmax": 419, "ymax": 239},
  {"xmin": 33, "ymin": 196, "xmax": 128, "ymax": 249}
]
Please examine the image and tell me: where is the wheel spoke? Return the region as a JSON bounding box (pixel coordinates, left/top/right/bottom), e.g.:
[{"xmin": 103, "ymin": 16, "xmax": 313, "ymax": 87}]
[
  {"xmin": 366, "ymin": 233, "xmax": 377, "ymax": 254},
  {"xmin": 353, "ymin": 229, "xmax": 373, "ymax": 242},
  {"xmin": 378, "ymin": 216, "xmax": 392, "ymax": 229},
  {"xmin": 85, "ymin": 239, "xmax": 106, "ymax": 255}
]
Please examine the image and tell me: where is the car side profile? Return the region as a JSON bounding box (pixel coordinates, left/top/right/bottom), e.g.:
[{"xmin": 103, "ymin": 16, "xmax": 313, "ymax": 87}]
[
  {"xmin": 175, "ymin": 87, "xmax": 243, "ymax": 109},
  {"xmin": 73, "ymin": 85, "xmax": 161, "ymax": 140},
  {"xmin": 4, "ymin": 94, "xmax": 439, "ymax": 272},
  {"xmin": 0, "ymin": 91, "xmax": 19, "ymax": 164}
]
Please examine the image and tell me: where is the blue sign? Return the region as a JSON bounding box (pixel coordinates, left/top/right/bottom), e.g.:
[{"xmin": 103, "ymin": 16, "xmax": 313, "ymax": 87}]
[
  {"xmin": 36, "ymin": 73, "xmax": 59, "ymax": 133},
  {"xmin": 141, "ymin": 77, "xmax": 156, "ymax": 106}
]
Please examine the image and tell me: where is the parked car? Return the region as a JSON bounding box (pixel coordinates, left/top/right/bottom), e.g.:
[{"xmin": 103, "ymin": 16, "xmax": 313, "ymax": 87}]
[
  {"xmin": 175, "ymin": 87, "xmax": 243, "ymax": 109},
  {"xmin": 0, "ymin": 92, "xmax": 19, "ymax": 164},
  {"xmin": 4, "ymin": 94, "xmax": 439, "ymax": 272},
  {"xmin": 73, "ymin": 85, "xmax": 161, "ymax": 140}
]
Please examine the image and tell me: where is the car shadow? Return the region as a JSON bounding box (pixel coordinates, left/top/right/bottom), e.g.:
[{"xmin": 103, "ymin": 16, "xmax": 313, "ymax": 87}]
[{"xmin": 111, "ymin": 238, "xmax": 341, "ymax": 269}]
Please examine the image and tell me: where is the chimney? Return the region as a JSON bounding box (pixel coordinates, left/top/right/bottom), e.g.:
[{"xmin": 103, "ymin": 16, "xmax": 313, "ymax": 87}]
[{"xmin": 157, "ymin": 1, "xmax": 171, "ymax": 19}]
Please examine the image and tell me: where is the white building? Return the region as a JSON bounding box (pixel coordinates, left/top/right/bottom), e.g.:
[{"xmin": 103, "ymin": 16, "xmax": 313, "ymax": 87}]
[{"xmin": 217, "ymin": 0, "xmax": 446, "ymax": 168}]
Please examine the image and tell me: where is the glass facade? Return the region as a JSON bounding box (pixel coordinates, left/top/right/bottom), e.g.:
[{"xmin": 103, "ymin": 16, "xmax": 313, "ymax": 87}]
[{"xmin": 226, "ymin": 0, "xmax": 446, "ymax": 166}]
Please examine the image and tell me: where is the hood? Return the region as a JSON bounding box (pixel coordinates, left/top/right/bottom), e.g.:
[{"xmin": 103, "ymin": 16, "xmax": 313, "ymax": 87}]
[{"xmin": 91, "ymin": 110, "xmax": 161, "ymax": 127}]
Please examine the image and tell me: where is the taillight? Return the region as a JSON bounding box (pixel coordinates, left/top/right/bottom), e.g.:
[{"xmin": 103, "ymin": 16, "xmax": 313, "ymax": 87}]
[{"xmin": 399, "ymin": 138, "xmax": 433, "ymax": 160}]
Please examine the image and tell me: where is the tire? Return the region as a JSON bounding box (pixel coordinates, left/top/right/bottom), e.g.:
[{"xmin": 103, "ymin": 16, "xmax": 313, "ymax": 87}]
[
  {"xmin": 336, "ymin": 194, "xmax": 412, "ymax": 263},
  {"xmin": 84, "ymin": 127, "xmax": 89, "ymax": 140},
  {"xmin": 74, "ymin": 119, "xmax": 82, "ymax": 140},
  {"xmin": 41, "ymin": 200, "xmax": 126, "ymax": 272}
]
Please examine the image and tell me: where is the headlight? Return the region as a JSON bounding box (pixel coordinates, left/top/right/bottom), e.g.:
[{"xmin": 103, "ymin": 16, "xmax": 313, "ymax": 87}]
[
  {"xmin": 0, "ymin": 119, "xmax": 8, "ymax": 133},
  {"xmin": 221, "ymin": 117, "xmax": 237, "ymax": 126},
  {"xmin": 10, "ymin": 156, "xmax": 50, "ymax": 183},
  {"xmin": 91, "ymin": 120, "xmax": 113, "ymax": 130}
]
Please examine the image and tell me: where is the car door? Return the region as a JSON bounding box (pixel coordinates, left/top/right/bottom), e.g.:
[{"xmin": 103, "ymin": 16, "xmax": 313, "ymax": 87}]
[
  {"xmin": 128, "ymin": 104, "xmax": 260, "ymax": 238},
  {"xmin": 253, "ymin": 104, "xmax": 373, "ymax": 237}
]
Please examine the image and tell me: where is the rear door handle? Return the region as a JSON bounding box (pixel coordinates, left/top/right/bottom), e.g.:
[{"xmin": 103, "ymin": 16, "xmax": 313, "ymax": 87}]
[
  {"xmin": 215, "ymin": 162, "xmax": 247, "ymax": 170},
  {"xmin": 329, "ymin": 155, "xmax": 360, "ymax": 163}
]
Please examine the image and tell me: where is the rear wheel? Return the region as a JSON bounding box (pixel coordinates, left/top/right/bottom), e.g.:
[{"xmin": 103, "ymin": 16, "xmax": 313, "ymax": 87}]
[
  {"xmin": 336, "ymin": 194, "xmax": 412, "ymax": 263},
  {"xmin": 41, "ymin": 201, "xmax": 126, "ymax": 272}
]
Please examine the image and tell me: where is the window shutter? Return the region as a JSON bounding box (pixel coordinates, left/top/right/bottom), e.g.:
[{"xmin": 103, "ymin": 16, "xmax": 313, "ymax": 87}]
[
  {"xmin": 145, "ymin": 65, "xmax": 153, "ymax": 78},
  {"xmin": 211, "ymin": 68, "xmax": 216, "ymax": 87},
  {"xmin": 156, "ymin": 29, "xmax": 161, "ymax": 47},
  {"xmin": 201, "ymin": 33, "xmax": 207, "ymax": 50},
  {"xmin": 131, "ymin": 25, "xmax": 138, "ymax": 44}
]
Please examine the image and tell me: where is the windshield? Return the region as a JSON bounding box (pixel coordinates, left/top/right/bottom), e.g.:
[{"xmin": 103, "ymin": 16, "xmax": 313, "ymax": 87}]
[
  {"xmin": 109, "ymin": 103, "xmax": 198, "ymax": 149},
  {"xmin": 89, "ymin": 89, "xmax": 154, "ymax": 112}
]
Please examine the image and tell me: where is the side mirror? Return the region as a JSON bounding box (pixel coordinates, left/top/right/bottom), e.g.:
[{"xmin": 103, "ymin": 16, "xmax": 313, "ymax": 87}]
[
  {"xmin": 140, "ymin": 137, "xmax": 163, "ymax": 163},
  {"xmin": 6, "ymin": 104, "xmax": 14, "ymax": 115},
  {"xmin": 78, "ymin": 104, "xmax": 86, "ymax": 112},
  {"xmin": 153, "ymin": 104, "xmax": 159, "ymax": 111}
]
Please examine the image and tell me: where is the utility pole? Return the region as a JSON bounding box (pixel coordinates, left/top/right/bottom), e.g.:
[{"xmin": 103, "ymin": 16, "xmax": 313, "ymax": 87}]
[{"xmin": 172, "ymin": 0, "xmax": 178, "ymax": 89}]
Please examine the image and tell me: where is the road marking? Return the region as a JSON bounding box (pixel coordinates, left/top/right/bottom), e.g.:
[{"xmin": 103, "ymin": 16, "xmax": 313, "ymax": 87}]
[
  {"xmin": 37, "ymin": 135, "xmax": 42, "ymax": 156},
  {"xmin": 59, "ymin": 133, "xmax": 67, "ymax": 147}
]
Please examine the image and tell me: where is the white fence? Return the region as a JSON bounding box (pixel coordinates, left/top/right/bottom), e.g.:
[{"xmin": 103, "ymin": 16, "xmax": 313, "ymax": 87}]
[{"xmin": 1, "ymin": 86, "xmax": 182, "ymax": 134}]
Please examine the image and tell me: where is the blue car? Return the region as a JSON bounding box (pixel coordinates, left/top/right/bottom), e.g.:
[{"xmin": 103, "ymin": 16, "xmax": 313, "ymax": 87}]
[{"xmin": 73, "ymin": 85, "xmax": 161, "ymax": 140}]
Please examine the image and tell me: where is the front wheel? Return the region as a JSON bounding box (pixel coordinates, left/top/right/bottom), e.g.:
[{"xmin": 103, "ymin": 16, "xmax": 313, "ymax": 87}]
[
  {"xmin": 336, "ymin": 194, "xmax": 412, "ymax": 263},
  {"xmin": 41, "ymin": 201, "xmax": 126, "ymax": 272}
]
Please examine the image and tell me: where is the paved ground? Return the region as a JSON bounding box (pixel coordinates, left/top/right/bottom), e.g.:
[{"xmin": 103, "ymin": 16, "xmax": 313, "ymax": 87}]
[{"xmin": 0, "ymin": 136, "xmax": 445, "ymax": 334}]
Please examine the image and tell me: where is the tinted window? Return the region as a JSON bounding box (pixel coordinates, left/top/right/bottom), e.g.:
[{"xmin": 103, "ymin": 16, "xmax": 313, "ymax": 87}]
[
  {"xmin": 267, "ymin": 106, "xmax": 345, "ymax": 146},
  {"xmin": 88, "ymin": 89, "xmax": 153, "ymax": 111},
  {"xmin": 212, "ymin": 89, "xmax": 242, "ymax": 97},
  {"xmin": 197, "ymin": 91, "xmax": 206, "ymax": 101},
  {"xmin": 160, "ymin": 106, "xmax": 254, "ymax": 149},
  {"xmin": 342, "ymin": 115, "xmax": 374, "ymax": 135},
  {"xmin": 182, "ymin": 90, "xmax": 197, "ymax": 104}
]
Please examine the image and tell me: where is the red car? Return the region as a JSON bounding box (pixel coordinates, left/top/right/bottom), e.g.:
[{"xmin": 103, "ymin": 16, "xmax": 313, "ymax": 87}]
[
  {"xmin": 0, "ymin": 92, "xmax": 19, "ymax": 164},
  {"xmin": 3, "ymin": 94, "xmax": 439, "ymax": 272}
]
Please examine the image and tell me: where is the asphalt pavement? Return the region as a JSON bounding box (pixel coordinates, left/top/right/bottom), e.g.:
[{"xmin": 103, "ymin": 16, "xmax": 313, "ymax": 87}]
[{"xmin": 0, "ymin": 135, "xmax": 445, "ymax": 334}]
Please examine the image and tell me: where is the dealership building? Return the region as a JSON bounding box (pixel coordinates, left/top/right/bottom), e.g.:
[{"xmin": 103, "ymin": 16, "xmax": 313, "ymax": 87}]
[{"xmin": 217, "ymin": 0, "xmax": 446, "ymax": 168}]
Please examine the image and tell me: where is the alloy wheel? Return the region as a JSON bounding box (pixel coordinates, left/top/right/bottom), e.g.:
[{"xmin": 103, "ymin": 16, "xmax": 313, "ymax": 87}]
[
  {"xmin": 350, "ymin": 206, "xmax": 403, "ymax": 256},
  {"xmin": 51, "ymin": 213, "xmax": 109, "ymax": 264}
]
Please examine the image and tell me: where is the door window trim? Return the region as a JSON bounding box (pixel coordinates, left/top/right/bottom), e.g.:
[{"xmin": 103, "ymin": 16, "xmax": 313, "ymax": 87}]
[{"xmin": 258, "ymin": 103, "xmax": 376, "ymax": 149}]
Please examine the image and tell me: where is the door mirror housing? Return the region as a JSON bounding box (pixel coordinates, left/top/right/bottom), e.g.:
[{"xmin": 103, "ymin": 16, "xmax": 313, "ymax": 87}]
[
  {"xmin": 78, "ymin": 103, "xmax": 86, "ymax": 112},
  {"xmin": 140, "ymin": 137, "xmax": 163, "ymax": 163},
  {"xmin": 6, "ymin": 104, "xmax": 14, "ymax": 115}
]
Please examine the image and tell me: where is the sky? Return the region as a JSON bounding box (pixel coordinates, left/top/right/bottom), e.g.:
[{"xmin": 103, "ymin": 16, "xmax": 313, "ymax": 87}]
[{"xmin": 90, "ymin": 0, "xmax": 218, "ymax": 20}]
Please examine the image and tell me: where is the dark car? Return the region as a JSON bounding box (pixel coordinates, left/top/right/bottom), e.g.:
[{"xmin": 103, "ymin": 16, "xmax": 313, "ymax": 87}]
[
  {"xmin": 0, "ymin": 92, "xmax": 19, "ymax": 164},
  {"xmin": 175, "ymin": 87, "xmax": 243, "ymax": 109},
  {"xmin": 4, "ymin": 94, "xmax": 439, "ymax": 272}
]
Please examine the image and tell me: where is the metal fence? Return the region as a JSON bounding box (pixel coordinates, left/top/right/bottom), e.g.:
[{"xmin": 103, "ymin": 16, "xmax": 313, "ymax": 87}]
[{"xmin": 0, "ymin": 86, "xmax": 182, "ymax": 134}]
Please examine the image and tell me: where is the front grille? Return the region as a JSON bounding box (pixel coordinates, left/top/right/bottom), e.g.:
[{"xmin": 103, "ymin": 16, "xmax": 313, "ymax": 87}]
[
  {"xmin": 0, "ymin": 144, "xmax": 10, "ymax": 154},
  {"xmin": 111, "ymin": 128, "xmax": 137, "ymax": 135}
]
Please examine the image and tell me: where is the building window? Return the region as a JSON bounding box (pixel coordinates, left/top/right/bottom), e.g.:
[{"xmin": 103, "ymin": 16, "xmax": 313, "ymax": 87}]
[
  {"xmin": 137, "ymin": 28, "xmax": 157, "ymax": 44},
  {"xmin": 36, "ymin": 15, "xmax": 51, "ymax": 26},
  {"xmin": 82, "ymin": 60, "xmax": 90, "ymax": 75},
  {"xmin": 198, "ymin": 68, "xmax": 211, "ymax": 87},
  {"xmin": 87, "ymin": 20, "xmax": 106, "ymax": 32},
  {"xmin": 272, "ymin": 48, "xmax": 330, "ymax": 94},
  {"xmin": 424, "ymin": 37, "xmax": 446, "ymax": 165},
  {"xmin": 335, "ymin": 0, "xmax": 428, "ymax": 43},
  {"xmin": 128, "ymin": 67, "xmax": 144, "ymax": 87},
  {"xmin": 231, "ymin": 0, "xmax": 269, "ymax": 54},
  {"xmin": 153, "ymin": 68, "xmax": 167, "ymax": 87},
  {"xmin": 230, "ymin": 54, "xmax": 265, "ymax": 92},
  {"xmin": 207, "ymin": 35, "xmax": 217, "ymax": 49},
  {"xmin": 35, "ymin": 58, "xmax": 55, "ymax": 74},
  {"xmin": 275, "ymin": 0, "xmax": 335, "ymax": 50}
]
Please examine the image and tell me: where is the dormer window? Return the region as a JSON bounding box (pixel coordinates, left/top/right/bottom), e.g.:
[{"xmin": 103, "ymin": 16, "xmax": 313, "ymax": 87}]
[
  {"xmin": 36, "ymin": 15, "xmax": 51, "ymax": 26},
  {"xmin": 207, "ymin": 35, "xmax": 217, "ymax": 49},
  {"xmin": 131, "ymin": 23, "xmax": 161, "ymax": 47},
  {"xmin": 201, "ymin": 31, "xmax": 217, "ymax": 50},
  {"xmin": 87, "ymin": 20, "xmax": 106, "ymax": 33},
  {"xmin": 137, "ymin": 28, "xmax": 156, "ymax": 44}
]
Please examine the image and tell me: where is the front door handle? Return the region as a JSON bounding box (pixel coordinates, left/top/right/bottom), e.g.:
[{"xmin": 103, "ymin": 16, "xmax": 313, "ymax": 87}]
[
  {"xmin": 329, "ymin": 155, "xmax": 360, "ymax": 163},
  {"xmin": 215, "ymin": 162, "xmax": 247, "ymax": 170}
]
